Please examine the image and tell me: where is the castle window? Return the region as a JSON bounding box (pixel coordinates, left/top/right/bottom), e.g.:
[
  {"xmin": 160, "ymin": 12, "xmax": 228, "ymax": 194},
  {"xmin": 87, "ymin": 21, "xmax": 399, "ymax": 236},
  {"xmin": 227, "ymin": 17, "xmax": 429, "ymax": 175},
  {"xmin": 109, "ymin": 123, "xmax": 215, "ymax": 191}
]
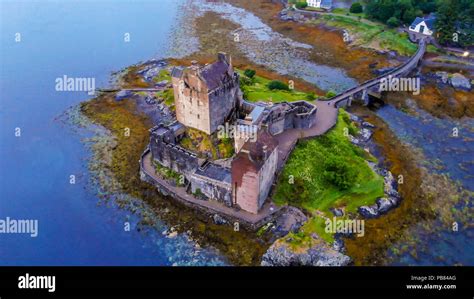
[{"xmin": 197, "ymin": 114, "xmax": 200, "ymax": 119}]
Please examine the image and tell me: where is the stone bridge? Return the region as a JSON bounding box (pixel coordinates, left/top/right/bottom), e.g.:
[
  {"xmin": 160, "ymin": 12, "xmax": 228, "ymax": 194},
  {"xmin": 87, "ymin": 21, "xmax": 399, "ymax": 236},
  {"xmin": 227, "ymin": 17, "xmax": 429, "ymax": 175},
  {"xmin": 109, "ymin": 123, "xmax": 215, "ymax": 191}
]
[{"xmin": 328, "ymin": 39, "xmax": 427, "ymax": 108}]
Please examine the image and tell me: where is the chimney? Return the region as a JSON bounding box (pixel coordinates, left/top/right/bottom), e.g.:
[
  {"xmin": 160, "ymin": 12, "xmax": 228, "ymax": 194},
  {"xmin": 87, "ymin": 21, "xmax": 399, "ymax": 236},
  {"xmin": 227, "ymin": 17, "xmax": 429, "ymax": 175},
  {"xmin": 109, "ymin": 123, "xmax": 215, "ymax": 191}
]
[{"xmin": 263, "ymin": 145, "xmax": 268, "ymax": 160}]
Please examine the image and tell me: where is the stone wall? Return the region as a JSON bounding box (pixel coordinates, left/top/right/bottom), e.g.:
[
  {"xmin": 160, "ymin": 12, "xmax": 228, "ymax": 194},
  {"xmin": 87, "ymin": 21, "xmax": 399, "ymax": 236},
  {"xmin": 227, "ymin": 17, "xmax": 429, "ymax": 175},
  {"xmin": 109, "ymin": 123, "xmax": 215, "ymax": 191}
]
[
  {"xmin": 266, "ymin": 101, "xmax": 317, "ymax": 135},
  {"xmin": 150, "ymin": 128, "xmax": 199, "ymax": 175},
  {"xmin": 208, "ymin": 74, "xmax": 241, "ymax": 134},
  {"xmin": 189, "ymin": 171, "xmax": 232, "ymax": 207},
  {"xmin": 257, "ymin": 147, "xmax": 278, "ymax": 208}
]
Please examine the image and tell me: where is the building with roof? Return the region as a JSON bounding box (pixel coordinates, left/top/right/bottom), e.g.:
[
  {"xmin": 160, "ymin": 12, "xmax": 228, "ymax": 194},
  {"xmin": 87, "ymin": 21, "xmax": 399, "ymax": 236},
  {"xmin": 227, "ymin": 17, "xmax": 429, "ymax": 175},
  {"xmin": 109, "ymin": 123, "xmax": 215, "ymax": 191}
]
[
  {"xmin": 306, "ymin": 0, "xmax": 333, "ymax": 10},
  {"xmin": 171, "ymin": 52, "xmax": 241, "ymax": 135},
  {"xmin": 231, "ymin": 130, "xmax": 279, "ymax": 214},
  {"xmin": 409, "ymin": 16, "xmax": 436, "ymax": 36}
]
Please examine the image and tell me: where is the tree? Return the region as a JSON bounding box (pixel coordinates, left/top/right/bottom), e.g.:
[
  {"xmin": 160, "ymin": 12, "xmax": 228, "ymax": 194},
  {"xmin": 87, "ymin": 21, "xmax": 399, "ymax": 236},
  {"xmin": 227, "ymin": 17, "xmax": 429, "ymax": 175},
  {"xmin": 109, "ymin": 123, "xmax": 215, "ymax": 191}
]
[
  {"xmin": 322, "ymin": 155, "xmax": 356, "ymax": 190},
  {"xmin": 295, "ymin": 1, "xmax": 308, "ymax": 9},
  {"xmin": 244, "ymin": 69, "xmax": 256, "ymax": 79},
  {"xmin": 436, "ymin": 0, "xmax": 474, "ymax": 47},
  {"xmin": 350, "ymin": 2, "xmax": 363, "ymax": 14},
  {"xmin": 387, "ymin": 16, "xmax": 400, "ymax": 27},
  {"xmin": 267, "ymin": 80, "xmax": 290, "ymax": 91}
]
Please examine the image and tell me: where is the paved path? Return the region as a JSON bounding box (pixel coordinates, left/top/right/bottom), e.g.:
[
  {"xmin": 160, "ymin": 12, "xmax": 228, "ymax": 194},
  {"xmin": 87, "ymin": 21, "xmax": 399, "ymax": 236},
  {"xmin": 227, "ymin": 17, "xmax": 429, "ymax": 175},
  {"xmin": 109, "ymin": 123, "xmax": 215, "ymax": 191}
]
[{"xmin": 274, "ymin": 100, "xmax": 338, "ymax": 170}]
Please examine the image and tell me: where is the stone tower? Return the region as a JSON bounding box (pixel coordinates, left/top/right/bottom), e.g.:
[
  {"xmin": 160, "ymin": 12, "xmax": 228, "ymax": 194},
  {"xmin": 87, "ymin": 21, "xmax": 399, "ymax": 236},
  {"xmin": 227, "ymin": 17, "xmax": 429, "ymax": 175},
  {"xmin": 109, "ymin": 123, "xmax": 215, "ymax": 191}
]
[{"xmin": 171, "ymin": 52, "xmax": 241, "ymax": 135}]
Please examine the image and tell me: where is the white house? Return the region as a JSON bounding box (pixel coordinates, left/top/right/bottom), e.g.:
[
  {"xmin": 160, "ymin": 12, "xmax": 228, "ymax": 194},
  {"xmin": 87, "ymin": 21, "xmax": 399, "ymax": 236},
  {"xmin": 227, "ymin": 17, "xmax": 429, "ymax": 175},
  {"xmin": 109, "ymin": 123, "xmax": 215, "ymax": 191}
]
[
  {"xmin": 306, "ymin": 0, "xmax": 333, "ymax": 10},
  {"xmin": 409, "ymin": 16, "xmax": 436, "ymax": 36}
]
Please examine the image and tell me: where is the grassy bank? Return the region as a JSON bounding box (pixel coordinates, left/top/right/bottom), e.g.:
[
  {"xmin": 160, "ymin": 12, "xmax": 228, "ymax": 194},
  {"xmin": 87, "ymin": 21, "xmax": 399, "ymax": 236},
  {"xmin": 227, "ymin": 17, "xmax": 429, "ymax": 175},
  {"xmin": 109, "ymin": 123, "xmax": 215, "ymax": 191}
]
[
  {"xmin": 310, "ymin": 14, "xmax": 417, "ymax": 56},
  {"xmin": 273, "ymin": 109, "xmax": 384, "ymax": 243},
  {"xmin": 236, "ymin": 69, "xmax": 316, "ymax": 103}
]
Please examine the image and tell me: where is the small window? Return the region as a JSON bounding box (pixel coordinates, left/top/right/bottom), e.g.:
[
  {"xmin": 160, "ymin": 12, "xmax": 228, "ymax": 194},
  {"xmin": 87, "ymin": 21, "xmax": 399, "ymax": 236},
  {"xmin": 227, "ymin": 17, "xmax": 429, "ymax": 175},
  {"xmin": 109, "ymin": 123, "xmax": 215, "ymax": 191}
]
[{"xmin": 197, "ymin": 114, "xmax": 200, "ymax": 119}]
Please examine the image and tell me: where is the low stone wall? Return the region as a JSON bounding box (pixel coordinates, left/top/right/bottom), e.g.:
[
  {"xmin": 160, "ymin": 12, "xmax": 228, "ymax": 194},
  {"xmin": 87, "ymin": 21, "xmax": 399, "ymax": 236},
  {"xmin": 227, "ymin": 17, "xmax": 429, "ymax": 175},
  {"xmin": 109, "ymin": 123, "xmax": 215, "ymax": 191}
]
[
  {"xmin": 139, "ymin": 149, "xmax": 282, "ymax": 230},
  {"xmin": 267, "ymin": 101, "xmax": 317, "ymax": 135}
]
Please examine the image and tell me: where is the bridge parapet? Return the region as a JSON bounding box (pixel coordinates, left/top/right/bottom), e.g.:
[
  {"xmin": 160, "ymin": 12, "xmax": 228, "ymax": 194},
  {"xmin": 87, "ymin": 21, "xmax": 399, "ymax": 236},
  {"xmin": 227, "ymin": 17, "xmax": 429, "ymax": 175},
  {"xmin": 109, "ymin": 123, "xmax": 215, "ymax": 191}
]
[{"xmin": 328, "ymin": 39, "xmax": 426, "ymax": 107}]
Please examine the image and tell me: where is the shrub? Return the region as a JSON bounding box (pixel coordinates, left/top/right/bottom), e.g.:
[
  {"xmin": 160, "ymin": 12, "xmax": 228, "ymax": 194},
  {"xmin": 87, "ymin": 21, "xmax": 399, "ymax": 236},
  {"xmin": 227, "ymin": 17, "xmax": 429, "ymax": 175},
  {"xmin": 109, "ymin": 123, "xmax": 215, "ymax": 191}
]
[
  {"xmin": 244, "ymin": 69, "xmax": 256, "ymax": 79},
  {"xmin": 322, "ymin": 155, "xmax": 356, "ymax": 190},
  {"xmin": 295, "ymin": 1, "xmax": 307, "ymax": 9},
  {"xmin": 349, "ymin": 2, "xmax": 363, "ymax": 14},
  {"xmin": 306, "ymin": 92, "xmax": 316, "ymax": 101},
  {"xmin": 240, "ymin": 76, "xmax": 253, "ymax": 86},
  {"xmin": 267, "ymin": 80, "xmax": 290, "ymax": 91},
  {"xmin": 325, "ymin": 90, "xmax": 337, "ymax": 98},
  {"xmin": 387, "ymin": 17, "xmax": 399, "ymax": 28}
]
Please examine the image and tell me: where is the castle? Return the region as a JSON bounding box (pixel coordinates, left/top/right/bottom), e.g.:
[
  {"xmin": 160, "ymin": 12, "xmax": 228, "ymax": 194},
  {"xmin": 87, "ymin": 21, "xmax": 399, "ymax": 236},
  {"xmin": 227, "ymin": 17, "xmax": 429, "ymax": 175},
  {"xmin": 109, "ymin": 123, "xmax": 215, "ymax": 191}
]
[{"xmin": 148, "ymin": 53, "xmax": 317, "ymax": 215}]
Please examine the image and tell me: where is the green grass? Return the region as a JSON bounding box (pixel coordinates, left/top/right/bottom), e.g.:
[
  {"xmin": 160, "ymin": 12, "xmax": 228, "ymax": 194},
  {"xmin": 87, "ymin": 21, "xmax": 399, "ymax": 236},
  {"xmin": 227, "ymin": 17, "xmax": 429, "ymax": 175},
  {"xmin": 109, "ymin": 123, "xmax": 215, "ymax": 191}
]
[
  {"xmin": 236, "ymin": 69, "xmax": 315, "ymax": 103},
  {"xmin": 155, "ymin": 88, "xmax": 175, "ymax": 109},
  {"xmin": 153, "ymin": 69, "xmax": 171, "ymax": 82},
  {"xmin": 313, "ymin": 14, "xmax": 417, "ymax": 56},
  {"xmin": 300, "ymin": 217, "xmax": 335, "ymax": 243},
  {"xmin": 332, "ymin": 7, "xmax": 364, "ymax": 18},
  {"xmin": 153, "ymin": 160, "xmax": 184, "ymax": 186},
  {"xmin": 273, "ymin": 109, "xmax": 384, "ymax": 215},
  {"xmin": 273, "ymin": 110, "xmax": 384, "ymax": 244}
]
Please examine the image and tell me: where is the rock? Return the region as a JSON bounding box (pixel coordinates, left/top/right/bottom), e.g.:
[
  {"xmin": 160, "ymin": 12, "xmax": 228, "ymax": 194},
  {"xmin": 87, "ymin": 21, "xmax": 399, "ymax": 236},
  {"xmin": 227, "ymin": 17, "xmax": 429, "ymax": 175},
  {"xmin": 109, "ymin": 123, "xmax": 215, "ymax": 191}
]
[
  {"xmin": 360, "ymin": 128, "xmax": 373, "ymax": 142},
  {"xmin": 212, "ymin": 214, "xmax": 227, "ymax": 225},
  {"xmin": 331, "ymin": 208, "xmax": 344, "ymax": 217},
  {"xmin": 349, "ymin": 135, "xmax": 360, "ymax": 145},
  {"xmin": 155, "ymin": 80, "xmax": 168, "ymax": 87},
  {"xmin": 362, "ymin": 121, "xmax": 375, "ymax": 128},
  {"xmin": 167, "ymin": 231, "xmax": 178, "ymax": 238},
  {"xmin": 450, "ymin": 73, "xmax": 471, "ymax": 91},
  {"xmin": 349, "ymin": 113, "xmax": 361, "ymax": 123},
  {"xmin": 270, "ymin": 207, "xmax": 307, "ymax": 239},
  {"xmin": 383, "ymin": 170, "xmax": 400, "ymax": 198},
  {"xmin": 332, "ymin": 237, "xmax": 345, "ymax": 253},
  {"xmin": 115, "ymin": 90, "xmax": 132, "ymax": 101},
  {"xmin": 145, "ymin": 96, "xmax": 156, "ymax": 105},
  {"xmin": 358, "ymin": 204, "xmax": 379, "ymax": 218},
  {"xmin": 376, "ymin": 198, "xmax": 393, "ymax": 214},
  {"xmin": 435, "ymin": 71, "xmax": 449, "ymax": 84},
  {"xmin": 261, "ymin": 234, "xmax": 351, "ymax": 266},
  {"xmin": 369, "ymin": 62, "xmax": 378, "ymax": 69}
]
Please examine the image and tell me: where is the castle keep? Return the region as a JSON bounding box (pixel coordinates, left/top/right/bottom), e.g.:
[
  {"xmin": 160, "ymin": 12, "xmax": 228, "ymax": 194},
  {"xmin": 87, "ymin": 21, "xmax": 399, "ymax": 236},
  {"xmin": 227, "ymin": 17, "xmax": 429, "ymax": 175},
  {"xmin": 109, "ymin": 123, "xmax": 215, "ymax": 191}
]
[
  {"xmin": 146, "ymin": 53, "xmax": 317, "ymax": 215},
  {"xmin": 171, "ymin": 53, "xmax": 241, "ymax": 135}
]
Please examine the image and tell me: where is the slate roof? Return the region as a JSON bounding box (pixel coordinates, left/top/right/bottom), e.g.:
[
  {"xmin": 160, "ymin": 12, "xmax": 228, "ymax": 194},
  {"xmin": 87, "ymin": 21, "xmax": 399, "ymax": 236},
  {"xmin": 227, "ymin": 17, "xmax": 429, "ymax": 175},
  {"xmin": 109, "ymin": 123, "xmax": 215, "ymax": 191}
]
[
  {"xmin": 171, "ymin": 67, "xmax": 184, "ymax": 79},
  {"xmin": 410, "ymin": 16, "xmax": 436, "ymax": 30},
  {"xmin": 240, "ymin": 129, "xmax": 278, "ymax": 170},
  {"xmin": 321, "ymin": 0, "xmax": 333, "ymax": 9},
  {"xmin": 198, "ymin": 59, "xmax": 232, "ymax": 91}
]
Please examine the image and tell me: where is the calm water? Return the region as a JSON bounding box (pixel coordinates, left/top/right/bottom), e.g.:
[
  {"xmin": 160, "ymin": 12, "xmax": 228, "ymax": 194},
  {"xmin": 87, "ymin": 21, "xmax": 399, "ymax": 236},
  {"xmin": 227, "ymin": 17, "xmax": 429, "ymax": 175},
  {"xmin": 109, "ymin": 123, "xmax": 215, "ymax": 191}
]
[
  {"xmin": 376, "ymin": 102, "xmax": 474, "ymax": 266},
  {"xmin": 0, "ymin": 0, "xmax": 226, "ymax": 266}
]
